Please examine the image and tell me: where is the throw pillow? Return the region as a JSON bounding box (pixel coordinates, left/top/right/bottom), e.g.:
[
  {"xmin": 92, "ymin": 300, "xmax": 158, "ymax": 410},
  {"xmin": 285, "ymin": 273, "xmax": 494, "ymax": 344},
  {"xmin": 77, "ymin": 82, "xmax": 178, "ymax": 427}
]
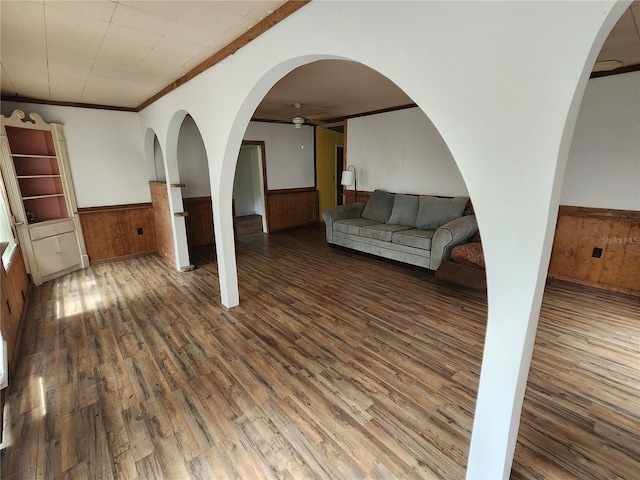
[
  {"xmin": 416, "ymin": 196, "xmax": 469, "ymax": 229},
  {"xmin": 387, "ymin": 194, "xmax": 419, "ymax": 226},
  {"xmin": 361, "ymin": 190, "xmax": 395, "ymax": 223}
]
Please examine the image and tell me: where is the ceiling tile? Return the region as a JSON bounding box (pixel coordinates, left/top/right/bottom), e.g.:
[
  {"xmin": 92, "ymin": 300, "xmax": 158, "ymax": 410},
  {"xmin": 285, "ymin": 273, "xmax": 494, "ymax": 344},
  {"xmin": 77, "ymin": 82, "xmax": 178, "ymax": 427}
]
[
  {"xmin": 104, "ymin": 23, "xmax": 162, "ymax": 49},
  {"xmin": 91, "ymin": 60, "xmax": 136, "ymax": 80},
  {"xmin": 179, "ymin": 47, "xmax": 217, "ymax": 72},
  {"xmin": 119, "ymin": 1, "xmax": 189, "ymax": 20},
  {"xmin": 48, "ymin": 61, "xmax": 92, "ymax": 80},
  {"xmin": 97, "ymin": 38, "xmax": 152, "ymax": 67},
  {"xmin": 632, "ymin": 1, "xmax": 640, "ymax": 31},
  {"xmin": 1, "ymin": 2, "xmax": 46, "ymax": 59},
  {"xmin": 46, "ymin": 35, "xmax": 102, "ymax": 64},
  {"xmin": 244, "ymin": 1, "xmax": 286, "ymax": 21},
  {"xmin": 2, "ymin": 64, "xmax": 51, "ymax": 99},
  {"xmin": 178, "ymin": 2, "xmax": 244, "ymax": 32},
  {"xmin": 597, "ymin": 8, "xmax": 640, "ymax": 65},
  {"xmin": 1, "ymin": 65, "xmax": 17, "ymax": 96},
  {"xmin": 44, "ymin": 4, "xmax": 110, "ymax": 42},
  {"xmin": 0, "ymin": 1, "xmax": 45, "ymax": 28},
  {"xmin": 44, "ymin": 1, "xmax": 117, "ymax": 22},
  {"xmin": 164, "ymin": 20, "xmax": 223, "ymax": 48},
  {"xmin": 0, "ymin": 34, "xmax": 47, "ymax": 60},
  {"xmin": 46, "ymin": 44, "xmax": 96, "ymax": 68},
  {"xmin": 215, "ymin": 1, "xmax": 262, "ymax": 17},
  {"xmin": 81, "ymin": 76, "xmax": 122, "ymax": 102},
  {"xmin": 48, "ymin": 78, "xmax": 86, "ymax": 103},
  {"xmin": 150, "ymin": 36, "xmax": 208, "ymax": 67},
  {"xmin": 1, "ymin": 52, "xmax": 48, "ymax": 75},
  {"xmin": 111, "ymin": 3, "xmax": 173, "ymax": 36}
]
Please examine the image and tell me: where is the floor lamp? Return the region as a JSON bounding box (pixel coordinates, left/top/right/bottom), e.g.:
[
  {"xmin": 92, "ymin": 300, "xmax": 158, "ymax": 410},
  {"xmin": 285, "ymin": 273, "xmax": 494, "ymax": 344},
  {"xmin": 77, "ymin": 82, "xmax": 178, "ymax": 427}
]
[{"xmin": 341, "ymin": 165, "xmax": 357, "ymax": 203}]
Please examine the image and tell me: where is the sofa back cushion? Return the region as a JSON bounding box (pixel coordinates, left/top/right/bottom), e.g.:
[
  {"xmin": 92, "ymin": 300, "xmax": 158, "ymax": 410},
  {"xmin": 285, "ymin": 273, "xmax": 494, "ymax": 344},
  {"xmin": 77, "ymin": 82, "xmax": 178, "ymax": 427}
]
[
  {"xmin": 361, "ymin": 190, "xmax": 395, "ymax": 223},
  {"xmin": 416, "ymin": 195, "xmax": 469, "ymax": 229},
  {"xmin": 387, "ymin": 194, "xmax": 419, "ymax": 227}
]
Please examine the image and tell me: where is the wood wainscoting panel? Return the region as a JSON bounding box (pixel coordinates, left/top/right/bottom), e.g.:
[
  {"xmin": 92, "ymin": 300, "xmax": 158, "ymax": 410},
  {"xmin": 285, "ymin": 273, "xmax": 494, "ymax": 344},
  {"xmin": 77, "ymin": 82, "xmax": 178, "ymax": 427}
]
[
  {"xmin": 1, "ymin": 246, "xmax": 31, "ymax": 376},
  {"xmin": 183, "ymin": 196, "xmax": 214, "ymax": 247},
  {"xmin": 342, "ymin": 190, "xmax": 372, "ymax": 205},
  {"xmin": 548, "ymin": 206, "xmax": 640, "ymax": 295},
  {"xmin": 266, "ymin": 188, "xmax": 319, "ymax": 232},
  {"xmin": 149, "ymin": 181, "xmax": 175, "ymax": 265},
  {"xmin": 79, "ymin": 204, "xmax": 157, "ymax": 263}
]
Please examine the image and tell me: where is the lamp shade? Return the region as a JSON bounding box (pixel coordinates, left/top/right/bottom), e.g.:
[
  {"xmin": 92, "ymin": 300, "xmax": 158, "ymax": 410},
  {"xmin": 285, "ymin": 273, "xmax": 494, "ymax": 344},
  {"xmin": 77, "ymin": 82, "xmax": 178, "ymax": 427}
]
[{"xmin": 341, "ymin": 170, "xmax": 355, "ymax": 186}]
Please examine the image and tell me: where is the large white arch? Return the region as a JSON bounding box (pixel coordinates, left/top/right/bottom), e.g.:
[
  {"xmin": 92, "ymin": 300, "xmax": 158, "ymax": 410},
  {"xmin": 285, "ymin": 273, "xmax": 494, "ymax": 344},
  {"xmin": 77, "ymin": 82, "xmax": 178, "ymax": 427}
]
[{"xmin": 137, "ymin": 2, "xmax": 629, "ymax": 477}]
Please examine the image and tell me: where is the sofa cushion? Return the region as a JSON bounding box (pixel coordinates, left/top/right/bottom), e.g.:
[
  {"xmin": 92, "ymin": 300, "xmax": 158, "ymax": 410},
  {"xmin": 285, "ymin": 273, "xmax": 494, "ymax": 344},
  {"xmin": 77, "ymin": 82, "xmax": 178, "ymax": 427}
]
[
  {"xmin": 361, "ymin": 190, "xmax": 395, "ymax": 223},
  {"xmin": 392, "ymin": 228, "xmax": 436, "ymax": 250},
  {"xmin": 360, "ymin": 224, "xmax": 411, "ymax": 242},
  {"xmin": 416, "ymin": 196, "xmax": 469, "ymax": 230},
  {"xmin": 387, "ymin": 194, "xmax": 419, "ymax": 227},
  {"xmin": 334, "ymin": 218, "xmax": 380, "ymax": 235}
]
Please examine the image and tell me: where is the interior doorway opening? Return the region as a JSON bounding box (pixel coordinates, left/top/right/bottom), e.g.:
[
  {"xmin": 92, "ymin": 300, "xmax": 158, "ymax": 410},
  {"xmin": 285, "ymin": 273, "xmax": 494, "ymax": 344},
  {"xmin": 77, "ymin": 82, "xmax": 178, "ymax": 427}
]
[{"xmin": 234, "ymin": 141, "xmax": 268, "ymax": 237}]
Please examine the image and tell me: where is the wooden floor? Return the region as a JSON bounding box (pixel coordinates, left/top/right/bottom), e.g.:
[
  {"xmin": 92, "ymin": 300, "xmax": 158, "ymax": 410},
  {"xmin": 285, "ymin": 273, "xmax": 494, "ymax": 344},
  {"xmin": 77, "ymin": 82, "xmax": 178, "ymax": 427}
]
[
  {"xmin": 2, "ymin": 224, "xmax": 639, "ymax": 479},
  {"xmin": 235, "ymin": 215, "xmax": 263, "ymax": 237}
]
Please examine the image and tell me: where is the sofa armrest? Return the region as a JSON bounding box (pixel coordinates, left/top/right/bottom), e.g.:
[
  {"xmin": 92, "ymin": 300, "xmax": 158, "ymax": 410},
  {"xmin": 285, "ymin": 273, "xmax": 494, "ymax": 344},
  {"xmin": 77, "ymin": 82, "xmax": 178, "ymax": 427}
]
[
  {"xmin": 430, "ymin": 215, "xmax": 478, "ymax": 270},
  {"xmin": 322, "ymin": 202, "xmax": 366, "ymax": 243}
]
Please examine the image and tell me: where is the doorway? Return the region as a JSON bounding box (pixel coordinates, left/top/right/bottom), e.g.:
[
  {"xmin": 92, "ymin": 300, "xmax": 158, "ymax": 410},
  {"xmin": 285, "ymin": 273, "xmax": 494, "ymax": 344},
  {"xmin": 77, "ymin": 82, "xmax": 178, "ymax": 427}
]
[
  {"xmin": 234, "ymin": 141, "xmax": 268, "ymax": 237},
  {"xmin": 336, "ymin": 144, "xmax": 344, "ymax": 205}
]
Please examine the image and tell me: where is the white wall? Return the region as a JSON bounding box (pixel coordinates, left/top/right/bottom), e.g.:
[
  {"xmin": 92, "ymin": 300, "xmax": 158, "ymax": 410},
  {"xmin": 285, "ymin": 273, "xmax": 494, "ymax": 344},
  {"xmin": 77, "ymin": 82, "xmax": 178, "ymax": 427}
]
[
  {"xmin": 347, "ymin": 107, "xmax": 468, "ymax": 196},
  {"xmin": 243, "ymin": 121, "xmax": 314, "ymax": 190},
  {"xmin": 347, "ymin": 71, "xmax": 640, "ymax": 211},
  {"xmin": 562, "ymin": 71, "xmax": 640, "ymax": 210},
  {"xmin": 153, "ymin": 136, "xmax": 165, "ymax": 182},
  {"xmin": 1, "ymin": 101, "xmax": 151, "ymax": 208},
  {"xmin": 177, "ymin": 115, "xmax": 210, "ymax": 198}
]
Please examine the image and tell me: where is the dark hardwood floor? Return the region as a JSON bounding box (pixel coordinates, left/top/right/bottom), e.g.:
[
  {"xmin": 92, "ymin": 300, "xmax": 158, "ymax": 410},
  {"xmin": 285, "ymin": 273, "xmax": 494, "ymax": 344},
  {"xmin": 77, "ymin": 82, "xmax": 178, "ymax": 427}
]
[
  {"xmin": 1, "ymin": 224, "xmax": 638, "ymax": 479},
  {"xmin": 235, "ymin": 215, "xmax": 263, "ymax": 238}
]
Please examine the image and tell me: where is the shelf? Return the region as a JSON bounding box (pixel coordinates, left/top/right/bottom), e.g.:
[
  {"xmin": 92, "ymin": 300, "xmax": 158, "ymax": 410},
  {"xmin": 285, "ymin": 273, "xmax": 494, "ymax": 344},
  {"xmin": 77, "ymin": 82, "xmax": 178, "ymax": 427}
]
[
  {"xmin": 12, "ymin": 154, "xmax": 58, "ymax": 159},
  {"xmin": 17, "ymin": 175, "xmax": 61, "ymax": 179},
  {"xmin": 22, "ymin": 193, "xmax": 65, "ymax": 201},
  {"xmin": 22, "ymin": 194, "xmax": 70, "ymax": 223},
  {"xmin": 12, "ymin": 156, "xmax": 60, "ymax": 176},
  {"xmin": 5, "ymin": 126, "xmax": 56, "ymax": 157}
]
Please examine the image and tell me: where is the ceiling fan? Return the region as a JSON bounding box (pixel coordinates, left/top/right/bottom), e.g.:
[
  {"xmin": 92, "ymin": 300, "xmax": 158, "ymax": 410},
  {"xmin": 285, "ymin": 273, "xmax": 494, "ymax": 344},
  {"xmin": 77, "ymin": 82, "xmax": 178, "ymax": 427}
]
[{"xmin": 291, "ymin": 102, "xmax": 331, "ymax": 127}]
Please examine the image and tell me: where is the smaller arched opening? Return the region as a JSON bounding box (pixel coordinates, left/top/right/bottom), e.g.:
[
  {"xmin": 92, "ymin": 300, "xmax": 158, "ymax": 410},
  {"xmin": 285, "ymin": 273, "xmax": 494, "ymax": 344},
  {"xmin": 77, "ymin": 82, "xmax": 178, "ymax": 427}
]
[{"xmin": 175, "ymin": 115, "xmax": 215, "ymax": 259}]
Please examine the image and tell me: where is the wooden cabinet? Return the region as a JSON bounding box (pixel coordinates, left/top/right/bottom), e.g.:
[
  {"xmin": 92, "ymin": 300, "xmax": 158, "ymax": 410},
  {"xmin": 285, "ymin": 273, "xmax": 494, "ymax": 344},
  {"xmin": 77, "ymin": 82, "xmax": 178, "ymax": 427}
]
[{"xmin": 0, "ymin": 110, "xmax": 88, "ymax": 285}]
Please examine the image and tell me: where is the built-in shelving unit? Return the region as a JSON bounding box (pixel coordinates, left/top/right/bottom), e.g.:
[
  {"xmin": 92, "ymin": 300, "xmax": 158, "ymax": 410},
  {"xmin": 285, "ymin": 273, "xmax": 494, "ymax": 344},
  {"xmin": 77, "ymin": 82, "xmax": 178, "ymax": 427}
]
[
  {"xmin": 0, "ymin": 110, "xmax": 88, "ymax": 285},
  {"xmin": 6, "ymin": 126, "xmax": 70, "ymax": 224}
]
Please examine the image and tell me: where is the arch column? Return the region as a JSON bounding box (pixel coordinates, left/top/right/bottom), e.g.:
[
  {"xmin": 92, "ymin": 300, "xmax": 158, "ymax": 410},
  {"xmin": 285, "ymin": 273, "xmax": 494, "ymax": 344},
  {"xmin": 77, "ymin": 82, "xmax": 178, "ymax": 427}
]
[
  {"xmin": 163, "ymin": 113, "xmax": 192, "ymax": 271},
  {"xmin": 462, "ymin": 3, "xmax": 631, "ymax": 477}
]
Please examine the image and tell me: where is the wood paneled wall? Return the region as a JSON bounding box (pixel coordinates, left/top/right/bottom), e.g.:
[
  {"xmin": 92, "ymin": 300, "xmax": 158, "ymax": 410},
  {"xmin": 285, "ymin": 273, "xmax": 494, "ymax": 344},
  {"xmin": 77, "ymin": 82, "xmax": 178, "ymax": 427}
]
[
  {"xmin": 266, "ymin": 188, "xmax": 319, "ymax": 232},
  {"xmin": 78, "ymin": 204, "xmax": 157, "ymax": 263},
  {"xmin": 342, "ymin": 190, "xmax": 372, "ymax": 205},
  {"xmin": 549, "ymin": 206, "xmax": 640, "ymax": 295},
  {"xmin": 183, "ymin": 196, "xmax": 214, "ymax": 247},
  {"xmin": 1, "ymin": 246, "xmax": 30, "ymax": 376},
  {"xmin": 149, "ymin": 181, "xmax": 175, "ymax": 266}
]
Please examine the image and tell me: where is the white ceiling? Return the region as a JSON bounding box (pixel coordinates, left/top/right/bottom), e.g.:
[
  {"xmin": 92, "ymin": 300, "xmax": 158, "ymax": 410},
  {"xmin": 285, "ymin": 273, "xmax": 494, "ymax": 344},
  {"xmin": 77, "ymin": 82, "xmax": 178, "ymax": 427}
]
[
  {"xmin": 1, "ymin": 1, "xmax": 640, "ymax": 122},
  {"xmin": 1, "ymin": 0, "xmax": 288, "ymax": 108}
]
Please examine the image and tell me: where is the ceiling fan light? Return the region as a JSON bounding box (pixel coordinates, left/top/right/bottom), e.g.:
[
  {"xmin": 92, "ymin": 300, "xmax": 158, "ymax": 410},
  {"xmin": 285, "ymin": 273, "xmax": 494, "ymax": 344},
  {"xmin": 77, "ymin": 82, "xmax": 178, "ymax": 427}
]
[{"xmin": 292, "ymin": 116, "xmax": 305, "ymax": 128}]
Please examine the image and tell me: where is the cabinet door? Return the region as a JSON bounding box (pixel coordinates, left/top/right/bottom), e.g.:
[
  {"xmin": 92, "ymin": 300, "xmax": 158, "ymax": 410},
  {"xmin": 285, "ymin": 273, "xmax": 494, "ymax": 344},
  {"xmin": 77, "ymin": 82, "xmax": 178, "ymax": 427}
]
[{"xmin": 32, "ymin": 231, "xmax": 81, "ymax": 278}]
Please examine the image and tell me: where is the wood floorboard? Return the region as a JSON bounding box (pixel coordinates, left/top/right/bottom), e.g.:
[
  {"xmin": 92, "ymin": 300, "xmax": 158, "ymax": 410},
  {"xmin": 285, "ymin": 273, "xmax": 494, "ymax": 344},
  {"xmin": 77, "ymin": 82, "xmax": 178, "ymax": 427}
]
[{"xmin": 1, "ymin": 224, "xmax": 638, "ymax": 479}]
